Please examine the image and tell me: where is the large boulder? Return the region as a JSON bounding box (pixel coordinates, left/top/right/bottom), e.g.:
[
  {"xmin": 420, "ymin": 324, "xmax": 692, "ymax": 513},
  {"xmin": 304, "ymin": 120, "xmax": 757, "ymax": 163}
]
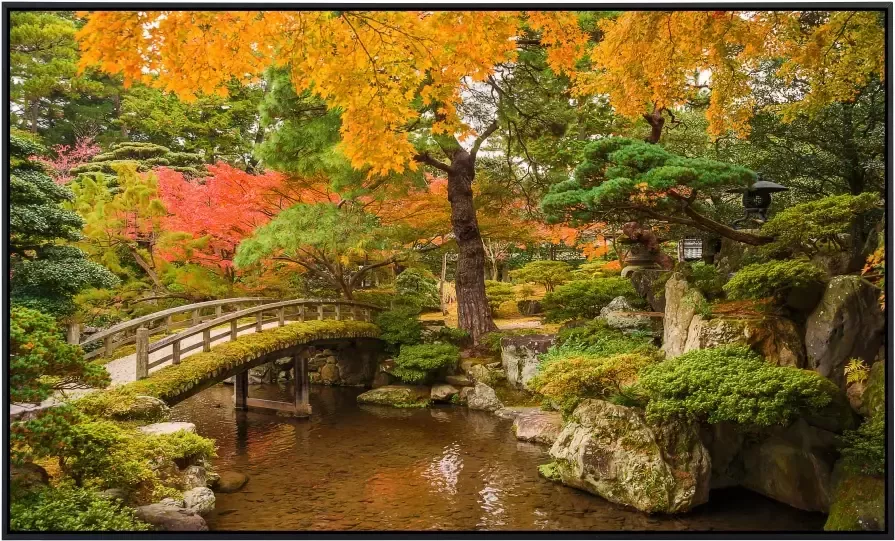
[
  {"xmin": 10, "ymin": 463, "xmax": 49, "ymax": 490},
  {"xmin": 627, "ymin": 269, "xmax": 669, "ymax": 313},
  {"xmin": 182, "ymin": 487, "xmax": 215, "ymax": 516},
  {"xmin": 138, "ymin": 422, "xmax": 196, "ymax": 436},
  {"xmin": 181, "ymin": 465, "xmax": 207, "ymax": 490},
  {"xmin": 465, "ymin": 382, "xmax": 503, "ymax": 412},
  {"xmin": 500, "ymin": 334, "xmax": 554, "ymax": 390},
  {"xmin": 544, "ymin": 399, "xmax": 711, "ymax": 514},
  {"xmin": 445, "ymin": 374, "xmax": 473, "ymax": 387},
  {"xmin": 739, "ymin": 418, "xmax": 838, "ymax": 513},
  {"xmin": 319, "ymin": 361, "xmax": 341, "ymax": 385},
  {"xmin": 699, "ymin": 422, "xmax": 746, "ymax": 489},
  {"xmin": 662, "ymin": 274, "xmax": 704, "ymax": 358},
  {"xmin": 824, "ymin": 461, "xmax": 885, "ymax": 531},
  {"xmin": 805, "ymin": 276, "xmax": 885, "ymax": 389},
  {"xmin": 600, "ymin": 296, "xmax": 655, "ymax": 332},
  {"xmin": 862, "ymin": 361, "xmax": 885, "ymax": 418},
  {"xmin": 135, "ymin": 504, "xmax": 208, "ymax": 531},
  {"xmin": 356, "ymin": 385, "xmax": 430, "ymax": 408},
  {"xmin": 112, "ymin": 395, "xmax": 170, "ymax": 423},
  {"xmin": 513, "ymin": 410, "xmax": 563, "ymax": 446},
  {"xmin": 682, "ymin": 315, "xmax": 806, "ymax": 368},
  {"xmin": 466, "ymin": 363, "xmax": 498, "ymax": 385}
]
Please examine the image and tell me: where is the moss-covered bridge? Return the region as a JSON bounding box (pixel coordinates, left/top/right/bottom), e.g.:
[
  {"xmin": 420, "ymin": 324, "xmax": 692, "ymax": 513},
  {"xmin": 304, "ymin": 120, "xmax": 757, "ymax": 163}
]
[{"xmin": 72, "ymin": 299, "xmax": 384, "ymax": 417}]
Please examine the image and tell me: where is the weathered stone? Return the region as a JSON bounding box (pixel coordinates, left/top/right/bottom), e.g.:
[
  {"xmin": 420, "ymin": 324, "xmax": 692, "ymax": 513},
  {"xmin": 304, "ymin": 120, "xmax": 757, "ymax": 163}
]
[
  {"xmin": 319, "ymin": 362, "xmax": 341, "ymax": 385},
  {"xmin": 430, "ymin": 383, "xmax": 459, "ymax": 402},
  {"xmin": 740, "ymin": 418, "xmax": 837, "ymax": 513},
  {"xmin": 371, "ymin": 371, "xmax": 394, "ymax": 389},
  {"xmin": 805, "ymin": 276, "xmax": 885, "ymax": 389},
  {"xmin": 205, "ymin": 469, "xmax": 220, "ymax": 488},
  {"xmin": 699, "ymin": 422, "xmax": 745, "ymax": 489},
  {"xmin": 181, "ymin": 465, "xmax": 206, "ymax": 490},
  {"xmin": 135, "ymin": 504, "xmax": 208, "ymax": 531},
  {"xmin": 600, "ymin": 296, "xmax": 653, "ymax": 332},
  {"xmin": 182, "ymin": 487, "xmax": 215, "ymax": 516},
  {"xmin": 465, "ymin": 382, "xmax": 503, "ymax": 412},
  {"xmin": 546, "ymin": 399, "xmax": 711, "ymax": 514},
  {"xmin": 111, "ymin": 395, "xmax": 170, "ymax": 422},
  {"xmin": 513, "ymin": 410, "xmax": 562, "ymax": 446},
  {"xmin": 445, "ymin": 374, "xmax": 473, "ymax": 387},
  {"xmin": 824, "ymin": 461, "xmax": 885, "ymax": 531},
  {"xmin": 159, "ymin": 497, "xmax": 184, "ymax": 508},
  {"xmin": 10, "ymin": 462, "xmax": 49, "ymax": 490},
  {"xmin": 100, "ymin": 488, "xmax": 129, "ymax": 502},
  {"xmin": 500, "ymin": 334, "xmax": 554, "ymax": 390},
  {"xmin": 627, "ymin": 268, "xmax": 669, "ymax": 313},
  {"xmin": 457, "ymin": 385, "xmax": 473, "ymax": 405},
  {"xmin": 493, "ymin": 406, "xmax": 538, "ymax": 420},
  {"xmin": 682, "ymin": 315, "xmax": 806, "ymax": 368},
  {"xmin": 516, "ymin": 299, "xmax": 544, "ymax": 316},
  {"xmin": 846, "ymin": 381, "xmax": 866, "ymax": 414},
  {"xmin": 862, "ymin": 361, "xmax": 885, "ymax": 418},
  {"xmin": 213, "ymin": 471, "xmax": 248, "ymax": 493},
  {"xmin": 467, "ymin": 363, "xmax": 494, "ymax": 385},
  {"xmin": 662, "ymin": 274, "xmax": 703, "ymax": 358},
  {"xmin": 138, "ymin": 422, "xmax": 196, "ymax": 436},
  {"xmin": 356, "ymin": 385, "xmax": 430, "ymax": 408}
]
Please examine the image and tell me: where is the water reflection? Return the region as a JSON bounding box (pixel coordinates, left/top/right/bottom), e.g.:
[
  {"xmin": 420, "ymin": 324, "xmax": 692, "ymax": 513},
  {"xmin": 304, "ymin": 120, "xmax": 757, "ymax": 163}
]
[{"xmin": 170, "ymin": 384, "xmax": 825, "ymax": 532}]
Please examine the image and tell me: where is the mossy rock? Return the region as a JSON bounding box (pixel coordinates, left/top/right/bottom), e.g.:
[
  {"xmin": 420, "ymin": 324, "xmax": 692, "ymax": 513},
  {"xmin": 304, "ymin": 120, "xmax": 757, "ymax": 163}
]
[
  {"xmin": 862, "ymin": 361, "xmax": 885, "ymax": 419},
  {"xmin": 825, "ymin": 468, "xmax": 884, "ymax": 531},
  {"xmin": 356, "ymin": 385, "xmax": 431, "ymax": 408}
]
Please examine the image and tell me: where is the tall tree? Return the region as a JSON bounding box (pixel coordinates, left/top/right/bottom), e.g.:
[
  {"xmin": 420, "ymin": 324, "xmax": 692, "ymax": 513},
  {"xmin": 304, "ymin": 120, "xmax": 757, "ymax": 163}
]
[{"xmin": 78, "ymin": 10, "xmax": 589, "ymax": 341}]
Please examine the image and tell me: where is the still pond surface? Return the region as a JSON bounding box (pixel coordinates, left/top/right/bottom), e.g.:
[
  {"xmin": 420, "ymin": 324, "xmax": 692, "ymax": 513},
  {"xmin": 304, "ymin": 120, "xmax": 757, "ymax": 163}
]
[{"xmin": 171, "ymin": 384, "xmax": 825, "ymax": 532}]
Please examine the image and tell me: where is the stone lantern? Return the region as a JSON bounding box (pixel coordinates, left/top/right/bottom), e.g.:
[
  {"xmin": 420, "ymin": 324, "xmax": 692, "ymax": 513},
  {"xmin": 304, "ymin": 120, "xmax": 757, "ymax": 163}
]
[{"xmin": 728, "ymin": 178, "xmax": 789, "ymax": 229}]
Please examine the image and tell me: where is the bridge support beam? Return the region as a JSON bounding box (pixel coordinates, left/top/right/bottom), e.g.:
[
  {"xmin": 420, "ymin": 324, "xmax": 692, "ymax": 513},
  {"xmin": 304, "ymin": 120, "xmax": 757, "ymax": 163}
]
[
  {"xmin": 293, "ymin": 351, "xmax": 311, "ymax": 417},
  {"xmin": 233, "ymin": 351, "xmax": 311, "ymax": 418},
  {"xmin": 234, "ymin": 371, "xmax": 248, "ymax": 410}
]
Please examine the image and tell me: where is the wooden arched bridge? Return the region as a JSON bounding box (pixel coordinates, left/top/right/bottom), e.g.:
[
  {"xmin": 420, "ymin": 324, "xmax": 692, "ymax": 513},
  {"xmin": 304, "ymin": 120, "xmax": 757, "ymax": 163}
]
[{"xmin": 69, "ymin": 298, "xmax": 385, "ymax": 417}]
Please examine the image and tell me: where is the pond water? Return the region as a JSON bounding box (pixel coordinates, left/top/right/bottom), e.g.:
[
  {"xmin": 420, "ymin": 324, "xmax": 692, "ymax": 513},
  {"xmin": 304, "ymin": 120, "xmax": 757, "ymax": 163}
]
[{"xmin": 171, "ymin": 384, "xmax": 825, "ymax": 532}]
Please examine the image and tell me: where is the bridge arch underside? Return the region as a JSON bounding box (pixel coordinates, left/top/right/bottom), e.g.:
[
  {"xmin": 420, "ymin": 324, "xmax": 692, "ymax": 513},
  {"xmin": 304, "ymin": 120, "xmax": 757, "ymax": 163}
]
[{"xmin": 162, "ymin": 337, "xmax": 386, "ymax": 416}]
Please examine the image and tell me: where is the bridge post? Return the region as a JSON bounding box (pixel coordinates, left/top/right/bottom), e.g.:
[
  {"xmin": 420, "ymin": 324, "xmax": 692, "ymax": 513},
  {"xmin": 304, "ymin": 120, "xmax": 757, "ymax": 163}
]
[
  {"xmin": 135, "ymin": 327, "xmax": 149, "ymax": 380},
  {"xmin": 230, "ymin": 320, "xmax": 238, "ymax": 341},
  {"xmin": 234, "ymin": 371, "xmax": 248, "ymax": 410},
  {"xmin": 172, "ymin": 340, "xmax": 181, "ymax": 365},
  {"xmin": 203, "ymin": 328, "xmax": 211, "ymax": 352},
  {"xmin": 277, "ymin": 307, "xmax": 285, "ymax": 327},
  {"xmin": 255, "ymin": 311, "xmax": 263, "ymax": 332},
  {"xmin": 293, "ymin": 352, "xmax": 311, "ymax": 417},
  {"xmin": 104, "ymin": 336, "xmax": 113, "ymax": 357},
  {"xmin": 215, "ymin": 305, "xmax": 222, "ymax": 318},
  {"xmin": 66, "ymin": 322, "xmax": 80, "ymax": 345},
  {"xmin": 299, "ymin": 305, "xmax": 306, "ymax": 322},
  {"xmin": 335, "ymin": 304, "xmax": 341, "ymax": 321},
  {"xmin": 192, "ymin": 310, "xmax": 200, "ymax": 326},
  {"xmin": 317, "ymin": 304, "xmax": 324, "ymax": 320}
]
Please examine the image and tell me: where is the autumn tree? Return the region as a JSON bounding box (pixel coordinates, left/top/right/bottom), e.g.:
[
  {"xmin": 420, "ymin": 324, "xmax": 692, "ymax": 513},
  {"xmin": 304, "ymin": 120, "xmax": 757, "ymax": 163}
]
[{"xmin": 77, "ymin": 10, "xmax": 590, "ymax": 342}]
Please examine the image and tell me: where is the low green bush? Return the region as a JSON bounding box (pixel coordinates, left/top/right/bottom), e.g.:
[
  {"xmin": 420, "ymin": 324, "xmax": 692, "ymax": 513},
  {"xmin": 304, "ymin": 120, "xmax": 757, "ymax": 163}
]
[
  {"xmin": 723, "ymin": 259, "xmax": 826, "ymax": 301},
  {"xmin": 510, "ymin": 260, "xmax": 573, "ymax": 292},
  {"xmin": 10, "ymin": 484, "xmax": 150, "ymax": 532},
  {"xmin": 543, "ymin": 278, "xmax": 642, "ymax": 322},
  {"xmin": 635, "ymin": 346, "xmax": 838, "ymax": 427},
  {"xmin": 395, "ymin": 268, "xmax": 440, "ymax": 310},
  {"xmin": 374, "ymin": 307, "xmax": 423, "ymax": 352},
  {"xmin": 554, "ymin": 319, "xmax": 659, "ymax": 358},
  {"xmin": 683, "ymin": 261, "xmax": 725, "ymax": 299},
  {"xmin": 838, "ymin": 415, "xmax": 884, "ymax": 477},
  {"xmin": 529, "ymin": 351, "xmax": 657, "ymax": 417},
  {"xmin": 389, "ymin": 344, "xmax": 460, "ymax": 384},
  {"xmin": 353, "ymin": 288, "xmax": 397, "ymax": 309},
  {"xmin": 485, "ymin": 280, "xmax": 515, "ymax": 315},
  {"xmin": 425, "ymin": 326, "xmax": 470, "ymax": 347}
]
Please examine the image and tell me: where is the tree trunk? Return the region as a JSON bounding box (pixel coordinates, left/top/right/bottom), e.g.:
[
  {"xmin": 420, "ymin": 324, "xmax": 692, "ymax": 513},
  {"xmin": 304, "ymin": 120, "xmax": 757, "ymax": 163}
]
[
  {"xmin": 448, "ymin": 151, "xmax": 497, "ymax": 342},
  {"xmin": 439, "ymin": 252, "xmax": 448, "ymax": 315},
  {"xmin": 643, "ymin": 109, "xmax": 665, "ymax": 144}
]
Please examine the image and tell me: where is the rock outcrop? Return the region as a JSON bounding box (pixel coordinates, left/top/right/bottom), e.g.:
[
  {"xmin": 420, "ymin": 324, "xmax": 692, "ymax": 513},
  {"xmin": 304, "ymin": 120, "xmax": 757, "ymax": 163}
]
[
  {"xmin": 464, "ymin": 382, "xmax": 503, "ymax": 412},
  {"xmin": 662, "ymin": 274, "xmax": 703, "ymax": 358},
  {"xmin": 138, "ymin": 422, "xmax": 196, "ymax": 436},
  {"xmin": 805, "ymin": 276, "xmax": 885, "ymax": 389},
  {"xmin": 430, "ymin": 383, "xmax": 459, "ymax": 402},
  {"xmin": 182, "ymin": 487, "xmax": 215, "ymax": 516},
  {"xmin": 544, "ymin": 399, "xmax": 711, "ymax": 514},
  {"xmin": 113, "ymin": 395, "xmax": 170, "ymax": 423},
  {"xmin": 627, "ymin": 268, "xmax": 669, "ymax": 313},
  {"xmin": 600, "ymin": 296, "xmax": 655, "ymax": 332},
  {"xmin": 213, "ymin": 471, "xmax": 249, "ymax": 493},
  {"xmin": 500, "ymin": 334, "xmax": 554, "ymax": 390},
  {"xmin": 682, "ymin": 316, "xmax": 806, "ymax": 368},
  {"xmin": 824, "ymin": 462, "xmax": 885, "ymax": 531},
  {"xmin": 513, "ymin": 410, "xmax": 562, "ymax": 446},
  {"xmin": 135, "ymin": 504, "xmax": 208, "ymax": 531},
  {"xmin": 356, "ymin": 385, "xmax": 431, "ymax": 408}
]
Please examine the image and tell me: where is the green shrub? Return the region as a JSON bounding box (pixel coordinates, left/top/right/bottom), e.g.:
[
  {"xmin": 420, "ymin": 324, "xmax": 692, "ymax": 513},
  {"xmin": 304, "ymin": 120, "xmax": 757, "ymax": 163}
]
[
  {"xmin": 510, "ymin": 260, "xmax": 573, "ymax": 292},
  {"xmin": 485, "ymin": 280, "xmax": 515, "ymax": 314},
  {"xmin": 554, "ymin": 319, "xmax": 658, "ymax": 358},
  {"xmin": 395, "ymin": 268, "xmax": 440, "ymax": 310},
  {"xmin": 529, "ymin": 351, "xmax": 657, "ymax": 417},
  {"xmin": 425, "ymin": 326, "xmax": 470, "ymax": 347},
  {"xmin": 543, "ymin": 278, "xmax": 642, "ymax": 322},
  {"xmin": 353, "ymin": 288, "xmax": 397, "ymax": 309},
  {"xmin": 760, "ymin": 193, "xmax": 882, "ymax": 258},
  {"xmin": 683, "ymin": 261, "xmax": 725, "ymax": 299},
  {"xmin": 389, "ymin": 344, "xmax": 460, "ymax": 384},
  {"xmin": 838, "ymin": 416, "xmax": 884, "ymax": 477},
  {"xmin": 635, "ymin": 346, "xmax": 838, "ymax": 427},
  {"xmin": 571, "ymin": 260, "xmax": 622, "ymax": 279},
  {"xmin": 723, "ymin": 260, "xmax": 826, "ymax": 301},
  {"xmin": 373, "ymin": 307, "xmax": 423, "ymax": 352},
  {"xmin": 10, "ymin": 484, "xmax": 150, "ymax": 531},
  {"xmin": 10, "ymin": 305, "xmax": 110, "ymax": 403}
]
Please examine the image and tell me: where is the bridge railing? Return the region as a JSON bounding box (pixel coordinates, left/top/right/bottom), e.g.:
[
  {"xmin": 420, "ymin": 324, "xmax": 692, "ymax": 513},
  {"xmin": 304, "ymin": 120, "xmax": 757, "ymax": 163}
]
[
  {"xmin": 72, "ymin": 298, "xmax": 275, "ymax": 361},
  {"xmin": 134, "ymin": 298, "xmax": 384, "ymax": 379}
]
